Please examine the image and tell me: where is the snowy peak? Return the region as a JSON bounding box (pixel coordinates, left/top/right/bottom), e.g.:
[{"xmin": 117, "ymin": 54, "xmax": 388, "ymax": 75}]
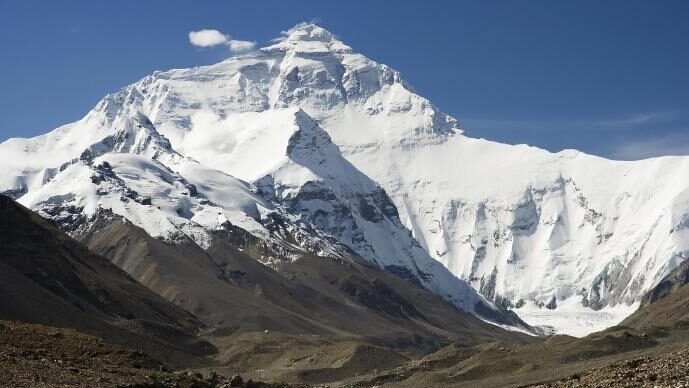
[
  {"xmin": 65, "ymin": 23, "xmax": 462, "ymax": 155},
  {"xmin": 264, "ymin": 23, "xmax": 353, "ymax": 54},
  {"xmin": 247, "ymin": 110, "xmax": 497, "ymax": 315},
  {"xmin": 80, "ymin": 112, "xmax": 176, "ymax": 164},
  {"xmin": 285, "ymin": 108, "xmax": 337, "ymax": 162}
]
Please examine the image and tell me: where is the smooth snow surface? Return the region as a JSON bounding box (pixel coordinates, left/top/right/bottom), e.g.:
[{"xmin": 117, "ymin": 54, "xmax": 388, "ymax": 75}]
[{"xmin": 1, "ymin": 23, "xmax": 688, "ymax": 333}]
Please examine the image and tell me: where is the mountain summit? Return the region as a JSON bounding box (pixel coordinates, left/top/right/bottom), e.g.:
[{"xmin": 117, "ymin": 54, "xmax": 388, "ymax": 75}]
[
  {"xmin": 266, "ymin": 23, "xmax": 352, "ymax": 51},
  {"xmin": 1, "ymin": 24, "xmax": 688, "ymax": 335}
]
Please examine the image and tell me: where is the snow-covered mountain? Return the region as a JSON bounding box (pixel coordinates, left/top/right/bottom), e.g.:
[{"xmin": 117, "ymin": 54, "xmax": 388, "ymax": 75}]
[{"xmin": 2, "ymin": 23, "xmax": 688, "ymax": 335}]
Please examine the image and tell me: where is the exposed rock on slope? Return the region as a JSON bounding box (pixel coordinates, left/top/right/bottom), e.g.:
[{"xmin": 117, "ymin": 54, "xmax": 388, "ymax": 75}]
[
  {"xmin": 641, "ymin": 257, "xmax": 689, "ymax": 305},
  {"xmin": 77, "ymin": 211, "xmax": 534, "ymax": 352},
  {"xmin": 622, "ymin": 257, "xmax": 689, "ymax": 329},
  {"xmin": 343, "ymin": 251, "xmax": 689, "ymax": 387}
]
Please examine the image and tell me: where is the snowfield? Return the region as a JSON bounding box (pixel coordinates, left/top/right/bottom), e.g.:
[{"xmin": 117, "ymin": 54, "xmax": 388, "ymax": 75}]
[
  {"xmin": 1, "ymin": 23, "xmax": 688, "ymax": 335},
  {"xmin": 515, "ymin": 297, "xmax": 640, "ymax": 337}
]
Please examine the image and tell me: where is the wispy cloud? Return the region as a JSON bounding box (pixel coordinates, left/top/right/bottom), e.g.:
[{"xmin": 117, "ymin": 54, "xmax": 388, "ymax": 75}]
[
  {"xmin": 461, "ymin": 111, "xmax": 682, "ymax": 135},
  {"xmin": 593, "ymin": 111, "xmax": 679, "ymax": 127},
  {"xmin": 280, "ymin": 22, "xmax": 312, "ymax": 37},
  {"xmin": 611, "ymin": 132, "xmax": 689, "ymax": 160},
  {"xmin": 188, "ymin": 29, "xmax": 256, "ymax": 53},
  {"xmin": 460, "ymin": 111, "xmax": 689, "ymax": 159}
]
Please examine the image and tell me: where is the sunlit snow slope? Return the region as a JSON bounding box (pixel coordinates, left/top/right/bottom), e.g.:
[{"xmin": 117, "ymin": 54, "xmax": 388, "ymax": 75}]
[{"xmin": 1, "ymin": 23, "xmax": 688, "ymax": 335}]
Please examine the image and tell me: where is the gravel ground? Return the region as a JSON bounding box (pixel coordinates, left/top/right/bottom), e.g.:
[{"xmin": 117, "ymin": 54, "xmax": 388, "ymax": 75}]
[{"xmin": 534, "ymin": 348, "xmax": 689, "ymax": 388}]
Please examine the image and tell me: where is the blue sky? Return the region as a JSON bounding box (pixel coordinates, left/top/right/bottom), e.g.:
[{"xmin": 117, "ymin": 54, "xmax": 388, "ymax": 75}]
[{"xmin": 1, "ymin": 0, "xmax": 687, "ymax": 159}]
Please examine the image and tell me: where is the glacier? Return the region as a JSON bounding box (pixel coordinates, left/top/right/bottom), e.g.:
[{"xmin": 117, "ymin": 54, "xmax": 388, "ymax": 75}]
[{"xmin": 1, "ymin": 23, "xmax": 688, "ymax": 335}]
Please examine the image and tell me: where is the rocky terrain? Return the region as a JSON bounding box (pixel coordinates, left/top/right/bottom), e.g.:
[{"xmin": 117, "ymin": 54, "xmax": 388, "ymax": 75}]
[
  {"xmin": 532, "ymin": 349, "xmax": 689, "ymax": 388},
  {"xmin": 0, "ymin": 320, "xmax": 304, "ymax": 388}
]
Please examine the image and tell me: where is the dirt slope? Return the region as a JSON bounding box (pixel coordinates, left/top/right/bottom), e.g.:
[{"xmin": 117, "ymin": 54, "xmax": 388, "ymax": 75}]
[{"xmin": 0, "ymin": 195, "xmax": 213, "ymax": 367}]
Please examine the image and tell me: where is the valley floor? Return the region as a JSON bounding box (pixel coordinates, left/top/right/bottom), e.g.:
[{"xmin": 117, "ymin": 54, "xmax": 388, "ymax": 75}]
[
  {"xmin": 3, "ymin": 318, "xmax": 689, "ymax": 388},
  {"xmin": 298, "ymin": 324, "xmax": 689, "ymax": 387}
]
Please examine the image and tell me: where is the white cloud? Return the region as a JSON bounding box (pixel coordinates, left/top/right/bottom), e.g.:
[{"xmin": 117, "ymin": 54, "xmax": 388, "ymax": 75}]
[
  {"xmin": 188, "ymin": 29, "xmax": 256, "ymax": 53},
  {"xmin": 227, "ymin": 39, "xmax": 256, "ymax": 53},
  {"xmin": 189, "ymin": 29, "xmax": 228, "ymax": 47},
  {"xmin": 184, "ymin": 110, "xmax": 237, "ymax": 154}
]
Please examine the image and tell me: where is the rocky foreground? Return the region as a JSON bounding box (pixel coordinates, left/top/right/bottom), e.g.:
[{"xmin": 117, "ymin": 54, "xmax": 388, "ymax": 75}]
[
  {"xmin": 5, "ymin": 317, "xmax": 689, "ymax": 388},
  {"xmin": 535, "ymin": 348, "xmax": 689, "ymax": 388},
  {"xmin": 0, "ymin": 320, "xmax": 304, "ymax": 388}
]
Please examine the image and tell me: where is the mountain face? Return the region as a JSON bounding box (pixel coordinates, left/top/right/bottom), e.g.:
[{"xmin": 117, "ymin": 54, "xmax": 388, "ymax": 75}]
[
  {"xmin": 75, "ymin": 212, "xmax": 535, "ymax": 351},
  {"xmin": 1, "ymin": 23, "xmax": 688, "ymax": 334}
]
